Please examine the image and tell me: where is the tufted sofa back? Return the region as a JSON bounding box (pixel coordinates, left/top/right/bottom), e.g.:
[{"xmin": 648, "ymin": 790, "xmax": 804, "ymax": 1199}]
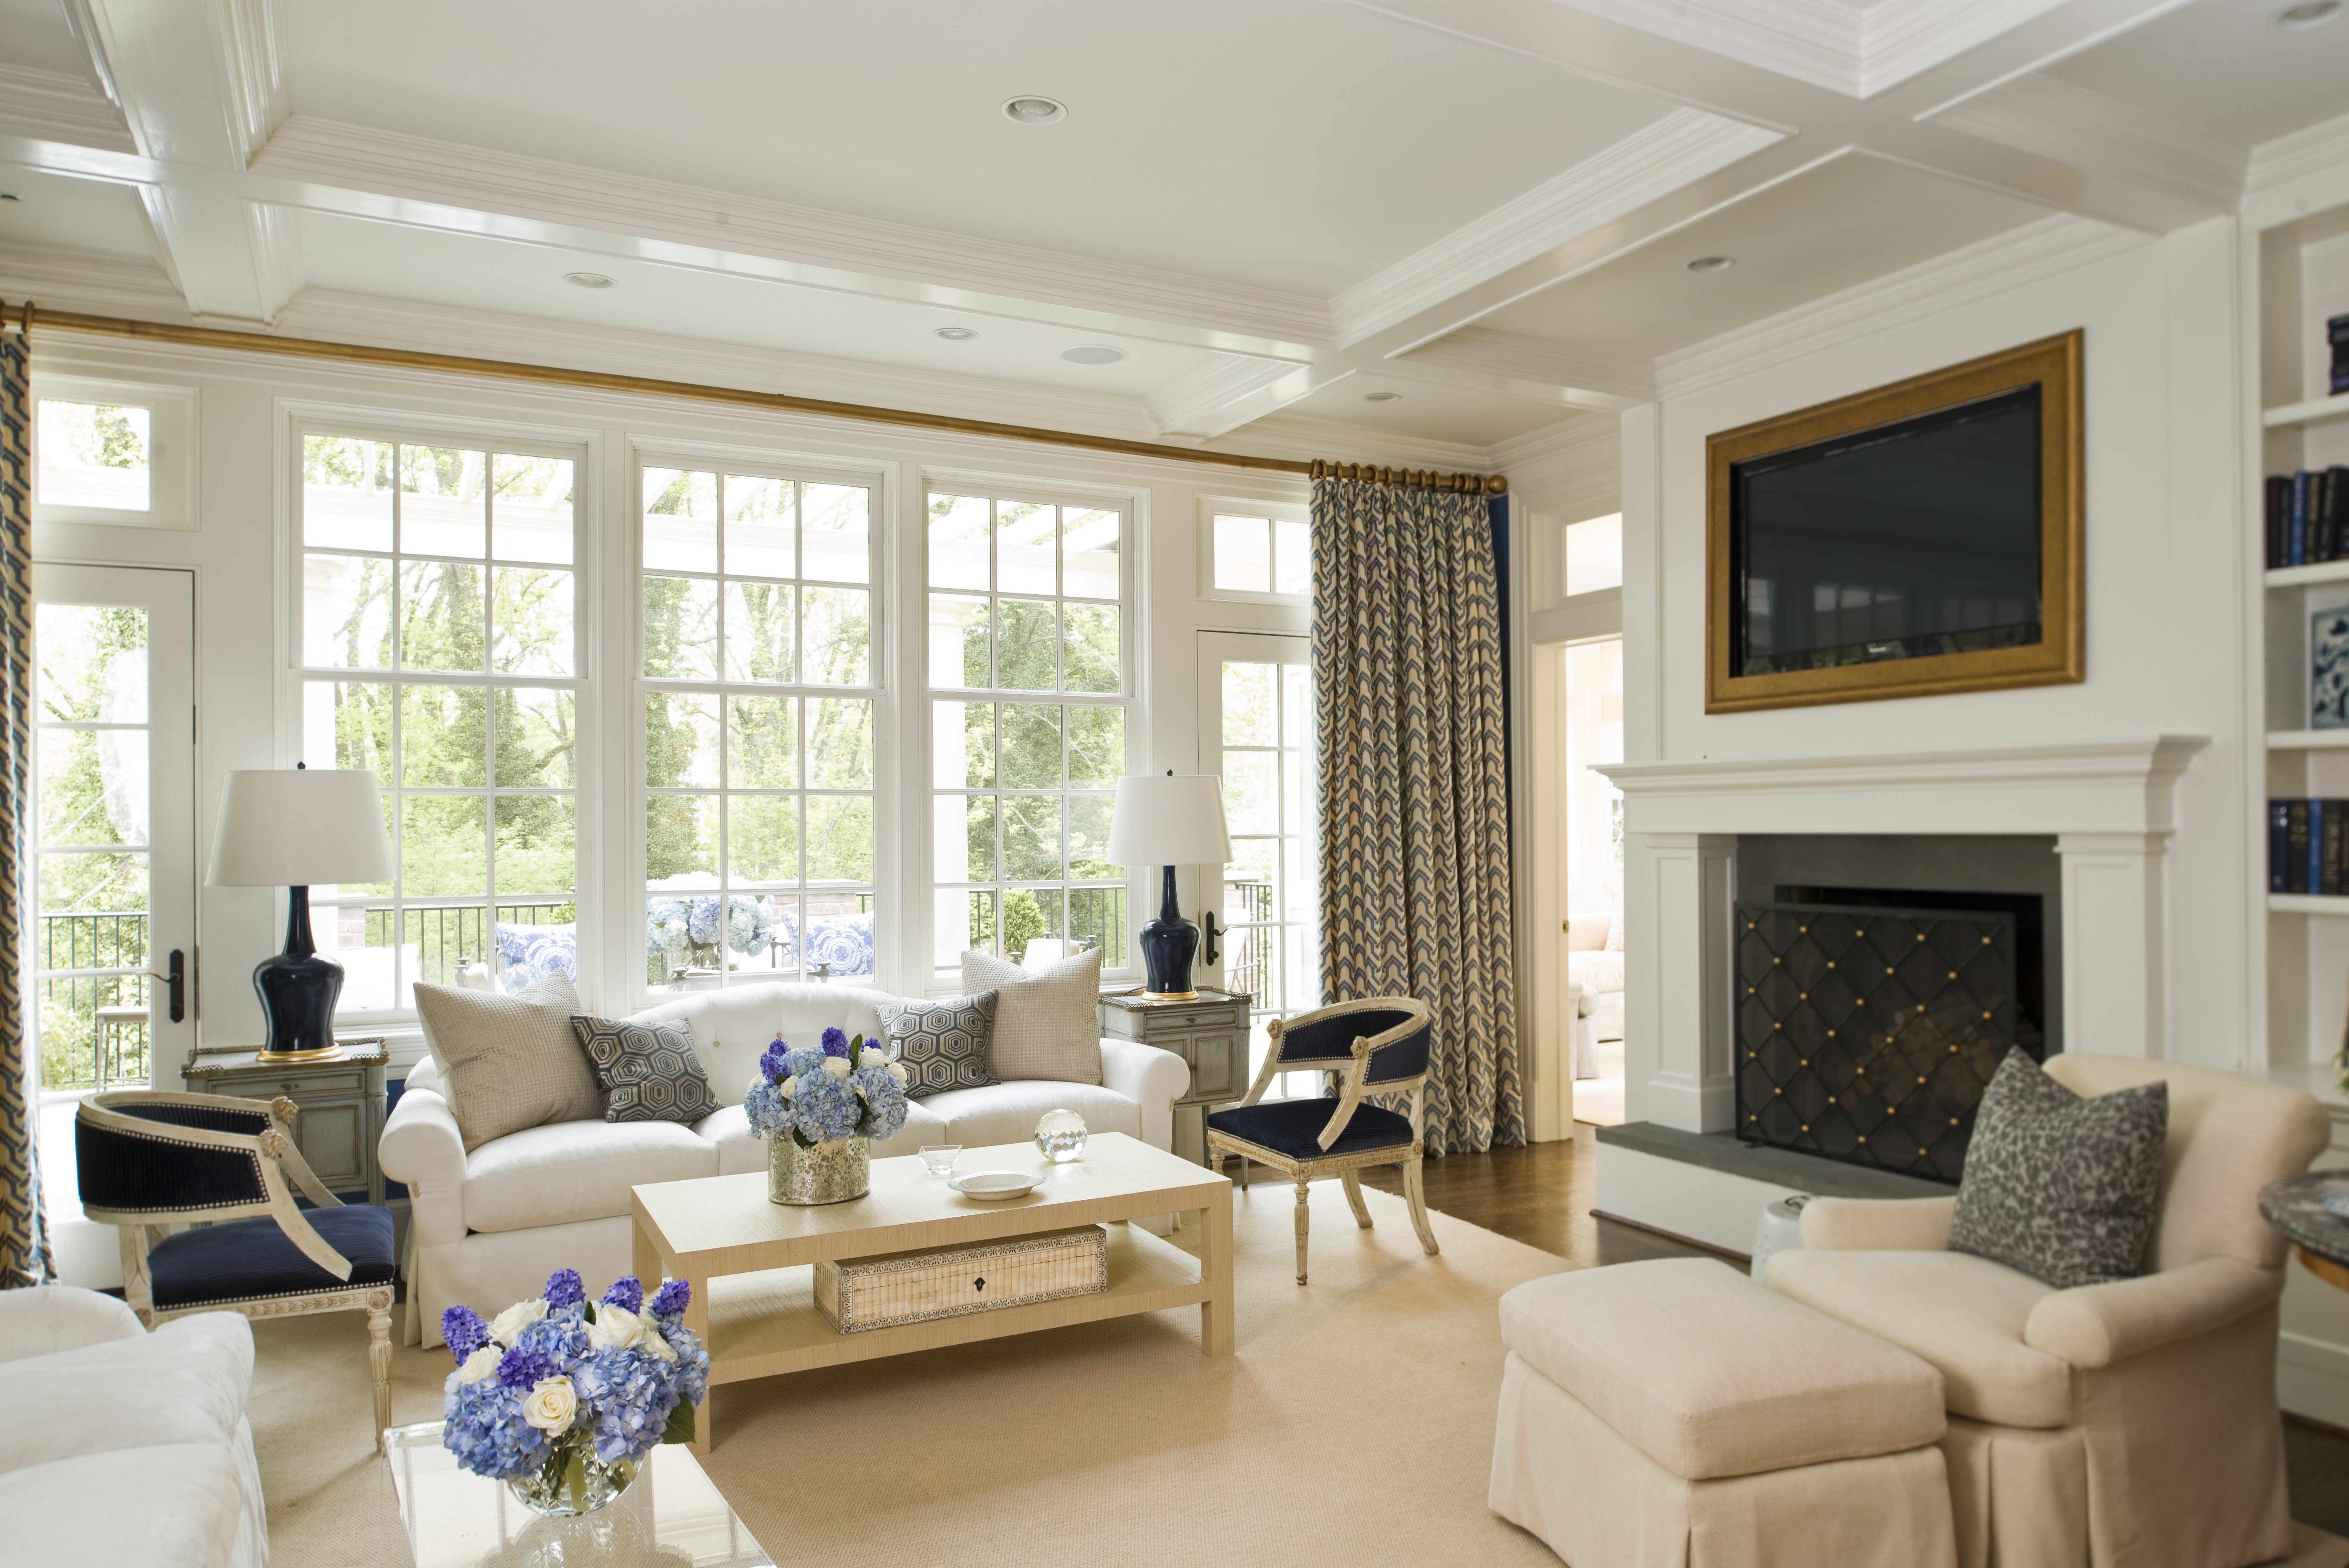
[
  {"xmin": 625, "ymin": 984, "xmax": 893, "ymax": 1108},
  {"xmin": 2043, "ymin": 1054, "xmax": 2330, "ymax": 1273}
]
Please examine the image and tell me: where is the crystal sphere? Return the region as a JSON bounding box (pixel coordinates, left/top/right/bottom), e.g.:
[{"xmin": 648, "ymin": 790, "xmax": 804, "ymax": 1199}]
[{"xmin": 1035, "ymin": 1108, "xmax": 1089, "ymax": 1162}]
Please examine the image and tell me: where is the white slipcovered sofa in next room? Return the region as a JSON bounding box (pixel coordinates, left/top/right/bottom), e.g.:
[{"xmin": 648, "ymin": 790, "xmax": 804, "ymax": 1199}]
[{"xmin": 381, "ymin": 981, "xmax": 1191, "ymax": 1346}]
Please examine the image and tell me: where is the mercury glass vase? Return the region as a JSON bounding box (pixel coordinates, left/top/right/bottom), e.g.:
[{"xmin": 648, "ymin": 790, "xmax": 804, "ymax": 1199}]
[
  {"xmin": 768, "ymin": 1132, "xmax": 871, "ymax": 1204},
  {"xmin": 505, "ymin": 1442, "xmax": 638, "ymax": 1518}
]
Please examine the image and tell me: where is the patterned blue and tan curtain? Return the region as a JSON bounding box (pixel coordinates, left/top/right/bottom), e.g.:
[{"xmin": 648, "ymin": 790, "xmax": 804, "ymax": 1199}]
[
  {"xmin": 0, "ymin": 304, "xmax": 45, "ymax": 1286},
  {"xmin": 1314, "ymin": 475, "xmax": 1522, "ymax": 1155}
]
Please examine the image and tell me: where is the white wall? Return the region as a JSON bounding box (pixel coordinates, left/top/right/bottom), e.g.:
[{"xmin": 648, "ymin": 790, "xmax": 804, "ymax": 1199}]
[
  {"xmin": 1614, "ymin": 216, "xmax": 2251, "ymax": 1128},
  {"xmin": 24, "ymin": 330, "xmax": 1309, "ymax": 1060}
]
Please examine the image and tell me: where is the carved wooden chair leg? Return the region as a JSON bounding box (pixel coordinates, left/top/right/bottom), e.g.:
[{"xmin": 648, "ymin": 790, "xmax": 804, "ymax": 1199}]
[
  {"xmin": 369, "ymin": 1302, "xmax": 394, "ymax": 1450},
  {"xmin": 1237, "ymin": 1152, "xmax": 1249, "ymax": 1191},
  {"xmin": 1404, "ymin": 1157, "xmax": 1440, "ymax": 1256},
  {"xmin": 1294, "ymin": 1176, "xmax": 1313, "ymax": 1285},
  {"xmin": 1341, "ymin": 1170, "xmax": 1373, "ymax": 1229}
]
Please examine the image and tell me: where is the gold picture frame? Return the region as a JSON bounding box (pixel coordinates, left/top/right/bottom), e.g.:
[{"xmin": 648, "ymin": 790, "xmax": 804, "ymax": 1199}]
[{"xmin": 1705, "ymin": 330, "xmax": 2083, "ymax": 714}]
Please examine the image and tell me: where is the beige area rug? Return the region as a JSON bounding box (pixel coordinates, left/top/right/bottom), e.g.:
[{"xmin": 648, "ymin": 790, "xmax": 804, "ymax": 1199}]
[{"xmin": 253, "ymin": 1181, "xmax": 1572, "ymax": 1566}]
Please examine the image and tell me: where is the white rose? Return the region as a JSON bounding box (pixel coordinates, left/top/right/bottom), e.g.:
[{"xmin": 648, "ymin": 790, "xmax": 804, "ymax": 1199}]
[
  {"xmin": 822, "ymin": 1056, "xmax": 852, "ymax": 1078},
  {"xmin": 886, "ymin": 1062, "xmax": 908, "ymax": 1086},
  {"xmin": 488, "ymin": 1297, "xmax": 547, "ymax": 1346},
  {"xmin": 586, "ymin": 1303, "xmax": 646, "ymax": 1353},
  {"xmin": 453, "ymin": 1345, "xmax": 502, "ymax": 1386},
  {"xmin": 643, "ymin": 1329, "xmax": 677, "ymax": 1363},
  {"xmin": 779, "ymin": 1074, "xmax": 798, "ymax": 1099},
  {"xmin": 858, "ymin": 1046, "xmax": 887, "ymax": 1070},
  {"xmin": 522, "ymin": 1376, "xmax": 577, "ymax": 1435}
]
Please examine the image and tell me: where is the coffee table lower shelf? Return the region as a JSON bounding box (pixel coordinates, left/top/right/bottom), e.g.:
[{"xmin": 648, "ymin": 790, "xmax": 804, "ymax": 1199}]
[{"xmin": 707, "ymin": 1220, "xmax": 1204, "ymax": 1381}]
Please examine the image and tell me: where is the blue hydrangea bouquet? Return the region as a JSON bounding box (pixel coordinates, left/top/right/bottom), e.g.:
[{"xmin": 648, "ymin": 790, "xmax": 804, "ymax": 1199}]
[
  {"xmin": 440, "ymin": 1269, "xmax": 711, "ymax": 1517},
  {"xmin": 743, "ymin": 1027, "xmax": 910, "ymax": 1203}
]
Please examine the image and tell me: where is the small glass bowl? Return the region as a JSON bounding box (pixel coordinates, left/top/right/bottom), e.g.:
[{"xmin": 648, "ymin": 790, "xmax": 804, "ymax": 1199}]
[{"xmin": 918, "ymin": 1144, "xmax": 962, "ymax": 1177}]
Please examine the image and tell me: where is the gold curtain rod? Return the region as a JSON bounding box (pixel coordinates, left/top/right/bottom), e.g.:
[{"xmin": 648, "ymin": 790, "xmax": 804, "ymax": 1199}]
[{"xmin": 0, "ymin": 301, "xmax": 1502, "ymax": 495}]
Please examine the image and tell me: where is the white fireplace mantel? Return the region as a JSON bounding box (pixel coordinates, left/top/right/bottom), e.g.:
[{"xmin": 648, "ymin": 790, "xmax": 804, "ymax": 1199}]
[
  {"xmin": 1596, "ymin": 733, "xmax": 2208, "ymax": 837},
  {"xmin": 1595, "ymin": 733, "xmax": 2212, "ymax": 1142}
]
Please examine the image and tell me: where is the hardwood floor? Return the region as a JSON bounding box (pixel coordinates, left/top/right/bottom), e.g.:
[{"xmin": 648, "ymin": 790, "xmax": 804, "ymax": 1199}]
[{"xmin": 1328, "ymin": 1124, "xmax": 2349, "ymax": 1539}]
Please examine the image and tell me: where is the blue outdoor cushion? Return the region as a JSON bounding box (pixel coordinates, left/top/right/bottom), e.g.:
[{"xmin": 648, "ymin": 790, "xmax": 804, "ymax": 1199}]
[
  {"xmin": 147, "ymin": 1204, "xmax": 396, "ymax": 1309},
  {"xmin": 1207, "ymin": 1099, "xmax": 1417, "ymax": 1161}
]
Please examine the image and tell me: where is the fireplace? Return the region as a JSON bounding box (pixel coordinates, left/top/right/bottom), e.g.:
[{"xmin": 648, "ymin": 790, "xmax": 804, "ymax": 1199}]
[{"xmin": 1736, "ymin": 888, "xmax": 2043, "ymax": 1183}]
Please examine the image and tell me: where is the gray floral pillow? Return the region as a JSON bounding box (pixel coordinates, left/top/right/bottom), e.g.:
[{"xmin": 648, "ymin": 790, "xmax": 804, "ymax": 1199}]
[
  {"xmin": 875, "ymin": 992, "xmax": 999, "ymax": 1099},
  {"xmin": 1948, "ymin": 1049, "xmax": 2169, "ymax": 1289}
]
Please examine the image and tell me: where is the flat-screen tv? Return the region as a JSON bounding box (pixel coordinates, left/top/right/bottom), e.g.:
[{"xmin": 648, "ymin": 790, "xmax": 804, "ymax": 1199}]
[{"xmin": 1705, "ymin": 331, "xmax": 2082, "ymax": 713}]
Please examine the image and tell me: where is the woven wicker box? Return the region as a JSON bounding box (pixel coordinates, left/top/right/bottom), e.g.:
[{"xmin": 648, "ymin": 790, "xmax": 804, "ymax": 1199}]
[{"xmin": 814, "ymin": 1224, "xmax": 1109, "ymax": 1333}]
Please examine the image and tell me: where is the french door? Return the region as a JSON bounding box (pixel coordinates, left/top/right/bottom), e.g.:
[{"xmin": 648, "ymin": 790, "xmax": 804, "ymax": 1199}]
[
  {"xmin": 1197, "ymin": 632, "xmax": 1318, "ymax": 1097},
  {"xmin": 29, "ymin": 565, "xmax": 196, "ymax": 1284}
]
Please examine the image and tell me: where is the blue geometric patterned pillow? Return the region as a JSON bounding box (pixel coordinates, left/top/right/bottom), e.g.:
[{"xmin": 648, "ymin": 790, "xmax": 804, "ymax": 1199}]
[
  {"xmin": 568, "ymin": 1015, "xmax": 721, "ymax": 1126},
  {"xmin": 874, "ymin": 992, "xmax": 1000, "ymax": 1099}
]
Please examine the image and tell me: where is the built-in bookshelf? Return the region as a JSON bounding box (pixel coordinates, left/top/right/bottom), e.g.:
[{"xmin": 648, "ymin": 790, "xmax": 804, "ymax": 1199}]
[{"xmin": 2255, "ymin": 200, "xmax": 2349, "ymax": 1090}]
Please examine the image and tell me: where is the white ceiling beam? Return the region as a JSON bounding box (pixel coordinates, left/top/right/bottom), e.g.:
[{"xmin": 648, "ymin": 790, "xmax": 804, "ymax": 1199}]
[{"xmin": 0, "ymin": 64, "xmax": 134, "ymax": 155}]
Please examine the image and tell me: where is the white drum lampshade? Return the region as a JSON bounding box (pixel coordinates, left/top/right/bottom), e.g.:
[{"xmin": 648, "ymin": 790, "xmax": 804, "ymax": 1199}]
[
  {"xmin": 1107, "ymin": 773, "xmax": 1233, "ymax": 1000},
  {"xmin": 208, "ymin": 767, "xmax": 393, "ymax": 1062}
]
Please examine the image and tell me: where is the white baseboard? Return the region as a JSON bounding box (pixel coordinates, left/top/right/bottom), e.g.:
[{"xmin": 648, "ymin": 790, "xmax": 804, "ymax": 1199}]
[{"xmin": 2282, "ymin": 1329, "xmax": 2349, "ymax": 1427}]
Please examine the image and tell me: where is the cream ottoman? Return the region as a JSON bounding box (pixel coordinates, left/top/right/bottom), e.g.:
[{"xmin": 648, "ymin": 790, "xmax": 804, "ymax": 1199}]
[{"xmin": 1489, "ymin": 1257, "xmax": 1957, "ymax": 1568}]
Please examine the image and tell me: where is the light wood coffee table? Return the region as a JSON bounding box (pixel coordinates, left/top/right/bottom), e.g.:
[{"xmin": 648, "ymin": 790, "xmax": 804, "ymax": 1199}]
[{"xmin": 630, "ymin": 1131, "xmax": 1233, "ymax": 1454}]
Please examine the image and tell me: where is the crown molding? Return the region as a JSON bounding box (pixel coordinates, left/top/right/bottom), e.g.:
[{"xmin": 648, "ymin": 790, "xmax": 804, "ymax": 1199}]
[
  {"xmin": 1142, "ymin": 354, "xmax": 1299, "ymax": 440},
  {"xmin": 1654, "ymin": 212, "xmax": 2144, "ymax": 399},
  {"xmin": 0, "ymin": 242, "xmax": 185, "ymax": 315},
  {"xmin": 250, "ymin": 117, "xmax": 1337, "ymax": 354},
  {"xmin": 2243, "ymin": 110, "xmax": 2349, "ymax": 234},
  {"xmin": 1550, "ymin": 0, "xmax": 2073, "ymax": 98},
  {"xmin": 217, "ymin": 0, "xmax": 288, "ymax": 167},
  {"xmin": 1401, "ymin": 325, "xmax": 1656, "ymax": 403},
  {"xmin": 0, "ymin": 63, "xmax": 135, "ymax": 154},
  {"xmin": 1928, "ymin": 73, "xmax": 2239, "ymax": 211},
  {"xmin": 1329, "ymin": 109, "xmax": 1783, "ymax": 349},
  {"xmin": 1202, "ymin": 410, "xmax": 1494, "ymax": 472},
  {"xmin": 244, "ymin": 199, "xmax": 301, "ymax": 322}
]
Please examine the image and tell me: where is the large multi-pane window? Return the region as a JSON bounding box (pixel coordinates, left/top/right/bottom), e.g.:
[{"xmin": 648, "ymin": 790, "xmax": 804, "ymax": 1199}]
[
  {"xmin": 297, "ymin": 431, "xmax": 581, "ymax": 1012},
  {"xmin": 640, "ymin": 464, "xmax": 878, "ymax": 992},
  {"xmin": 929, "ymin": 490, "xmax": 1130, "ymax": 976}
]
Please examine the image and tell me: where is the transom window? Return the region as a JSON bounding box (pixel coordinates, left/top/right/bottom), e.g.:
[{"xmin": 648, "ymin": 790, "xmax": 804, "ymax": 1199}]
[
  {"xmin": 928, "ymin": 490, "xmax": 1131, "ymax": 976},
  {"xmin": 1208, "ymin": 508, "xmax": 1311, "ymax": 601},
  {"xmin": 639, "ymin": 464, "xmax": 879, "ymax": 993},
  {"xmin": 296, "ymin": 431, "xmax": 582, "ymax": 1012}
]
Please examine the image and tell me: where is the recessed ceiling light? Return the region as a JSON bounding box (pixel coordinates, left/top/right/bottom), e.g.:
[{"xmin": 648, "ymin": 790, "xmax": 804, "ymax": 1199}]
[
  {"xmin": 1363, "ymin": 391, "xmax": 1403, "ymax": 403},
  {"xmin": 934, "ymin": 326, "xmax": 978, "ymax": 341},
  {"xmin": 1002, "ymin": 96, "xmax": 1068, "ymax": 125},
  {"xmin": 1687, "ymin": 255, "xmax": 1736, "ymax": 274},
  {"xmin": 1060, "ymin": 344, "xmax": 1125, "ymax": 365},
  {"xmin": 2275, "ymin": 0, "xmax": 2341, "ymax": 28},
  {"xmin": 565, "ymin": 272, "xmax": 617, "ymax": 289}
]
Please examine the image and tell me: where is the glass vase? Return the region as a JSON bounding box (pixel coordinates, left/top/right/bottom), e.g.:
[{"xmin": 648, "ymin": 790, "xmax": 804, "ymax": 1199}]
[
  {"xmin": 504, "ymin": 1441, "xmax": 638, "ymax": 1518},
  {"xmin": 768, "ymin": 1132, "xmax": 870, "ymax": 1204}
]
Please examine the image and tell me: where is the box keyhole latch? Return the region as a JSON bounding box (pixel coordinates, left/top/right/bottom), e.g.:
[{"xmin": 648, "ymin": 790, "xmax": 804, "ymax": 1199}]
[{"xmin": 973, "ymin": 1277, "xmax": 986, "ymax": 1292}]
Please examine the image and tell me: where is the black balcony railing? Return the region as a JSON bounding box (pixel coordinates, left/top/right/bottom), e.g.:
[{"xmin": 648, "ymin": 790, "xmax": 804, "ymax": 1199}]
[{"xmin": 37, "ymin": 911, "xmax": 150, "ymax": 1093}]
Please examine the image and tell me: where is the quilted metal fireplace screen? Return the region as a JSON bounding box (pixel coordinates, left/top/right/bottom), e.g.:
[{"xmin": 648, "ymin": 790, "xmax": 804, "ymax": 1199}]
[{"xmin": 1736, "ymin": 900, "xmax": 2021, "ymax": 1183}]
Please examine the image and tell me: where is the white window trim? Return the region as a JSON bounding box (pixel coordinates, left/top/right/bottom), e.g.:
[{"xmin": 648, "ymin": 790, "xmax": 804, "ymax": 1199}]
[
  {"xmin": 281, "ymin": 404, "xmax": 599, "ymax": 1025},
  {"xmin": 1197, "ymin": 495, "xmax": 1309, "ymax": 607},
  {"xmin": 31, "ymin": 375, "xmax": 199, "ymax": 531},
  {"xmin": 628, "ymin": 444, "xmax": 895, "ymax": 1012}
]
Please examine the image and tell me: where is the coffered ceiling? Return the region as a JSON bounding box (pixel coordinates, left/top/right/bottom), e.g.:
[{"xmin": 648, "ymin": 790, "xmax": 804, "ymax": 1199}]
[{"xmin": 0, "ymin": 0, "xmax": 2345, "ymax": 463}]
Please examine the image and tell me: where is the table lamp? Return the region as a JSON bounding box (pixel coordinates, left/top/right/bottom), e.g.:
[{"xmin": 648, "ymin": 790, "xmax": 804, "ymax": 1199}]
[
  {"xmin": 208, "ymin": 764, "xmax": 394, "ymax": 1062},
  {"xmin": 1106, "ymin": 772, "xmax": 1233, "ymax": 1001}
]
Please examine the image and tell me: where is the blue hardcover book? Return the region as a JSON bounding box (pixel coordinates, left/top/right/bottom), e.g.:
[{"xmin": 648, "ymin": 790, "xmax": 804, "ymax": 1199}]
[
  {"xmin": 2295, "ymin": 471, "xmax": 2313, "ymax": 565},
  {"xmin": 2317, "ymin": 609, "xmax": 2349, "ymax": 729},
  {"xmin": 2275, "ymin": 799, "xmax": 2293, "ymax": 893}
]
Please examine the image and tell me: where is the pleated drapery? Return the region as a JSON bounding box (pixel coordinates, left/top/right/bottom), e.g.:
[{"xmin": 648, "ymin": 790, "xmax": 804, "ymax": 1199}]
[
  {"xmin": 0, "ymin": 305, "xmax": 45, "ymax": 1286},
  {"xmin": 1312, "ymin": 475, "xmax": 1522, "ymax": 1155}
]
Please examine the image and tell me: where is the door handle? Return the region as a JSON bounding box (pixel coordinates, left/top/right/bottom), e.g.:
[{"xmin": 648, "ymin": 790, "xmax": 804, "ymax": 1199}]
[
  {"xmin": 1201, "ymin": 912, "xmax": 1222, "ymax": 967},
  {"xmin": 149, "ymin": 950, "xmax": 185, "ymax": 1024}
]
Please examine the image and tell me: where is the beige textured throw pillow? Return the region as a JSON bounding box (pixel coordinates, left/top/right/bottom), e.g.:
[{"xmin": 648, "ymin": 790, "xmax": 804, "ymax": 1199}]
[
  {"xmin": 413, "ymin": 973, "xmax": 605, "ymax": 1151},
  {"xmin": 961, "ymin": 948, "xmax": 1102, "ymax": 1085}
]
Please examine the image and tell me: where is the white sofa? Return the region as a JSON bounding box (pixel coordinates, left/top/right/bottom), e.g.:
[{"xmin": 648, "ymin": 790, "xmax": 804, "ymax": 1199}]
[
  {"xmin": 382, "ymin": 981, "xmax": 1192, "ymax": 1346},
  {"xmin": 0, "ymin": 1285, "xmax": 266, "ymax": 1567},
  {"xmin": 1567, "ymin": 909, "xmax": 1624, "ymax": 1058}
]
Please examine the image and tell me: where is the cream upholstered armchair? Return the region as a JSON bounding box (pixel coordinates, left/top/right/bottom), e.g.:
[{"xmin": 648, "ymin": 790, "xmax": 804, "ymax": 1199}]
[{"xmin": 1764, "ymin": 1057, "xmax": 2330, "ymax": 1568}]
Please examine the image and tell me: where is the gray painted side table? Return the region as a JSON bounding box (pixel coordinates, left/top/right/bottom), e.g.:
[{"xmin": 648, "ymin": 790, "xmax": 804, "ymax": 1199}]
[
  {"xmin": 182, "ymin": 1038, "xmax": 389, "ymax": 1204},
  {"xmin": 1099, "ymin": 989, "xmax": 1250, "ymax": 1166}
]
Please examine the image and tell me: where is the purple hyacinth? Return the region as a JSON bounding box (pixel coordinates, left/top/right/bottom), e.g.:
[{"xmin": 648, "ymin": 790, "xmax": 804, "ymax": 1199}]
[
  {"xmin": 543, "ymin": 1268, "xmax": 586, "ymax": 1309},
  {"xmin": 497, "ymin": 1346, "xmax": 559, "ymax": 1390},
  {"xmin": 442, "ymin": 1306, "xmax": 491, "ymax": 1361},
  {"xmin": 759, "ymin": 1037, "xmax": 790, "ymax": 1082},
  {"xmin": 650, "ymin": 1278, "xmax": 692, "ymax": 1319},
  {"xmin": 820, "ymin": 1026, "xmax": 851, "ymax": 1058},
  {"xmin": 602, "ymin": 1275, "xmax": 645, "ymax": 1315}
]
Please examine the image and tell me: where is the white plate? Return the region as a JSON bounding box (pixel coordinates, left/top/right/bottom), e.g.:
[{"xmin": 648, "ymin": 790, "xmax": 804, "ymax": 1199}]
[{"xmin": 949, "ymin": 1171, "xmax": 1043, "ymax": 1201}]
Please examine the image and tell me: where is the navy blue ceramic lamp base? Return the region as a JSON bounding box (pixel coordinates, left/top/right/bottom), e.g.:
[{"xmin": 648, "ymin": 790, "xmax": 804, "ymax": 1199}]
[
  {"xmin": 1139, "ymin": 865, "xmax": 1201, "ymax": 1001},
  {"xmin": 255, "ymin": 884, "xmax": 346, "ymax": 1063}
]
